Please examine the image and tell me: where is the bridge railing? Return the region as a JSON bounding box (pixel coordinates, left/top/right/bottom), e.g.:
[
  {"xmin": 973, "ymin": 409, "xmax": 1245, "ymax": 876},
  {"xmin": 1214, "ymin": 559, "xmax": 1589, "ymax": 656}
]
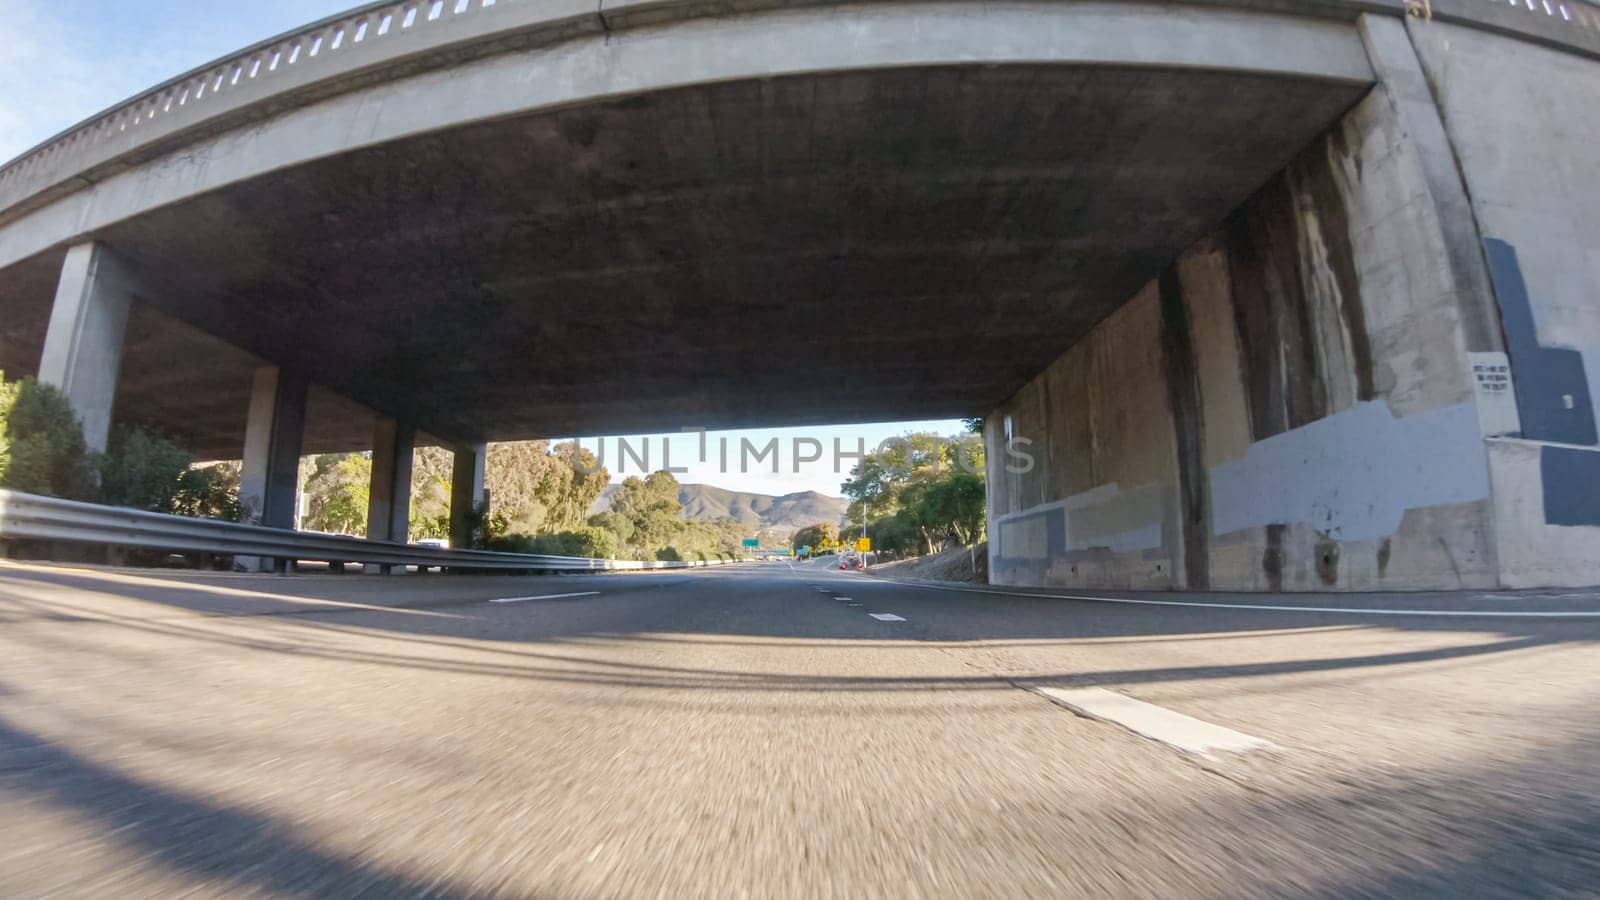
[
  {"xmin": 0, "ymin": 488, "xmax": 733, "ymax": 574},
  {"xmin": 0, "ymin": 0, "xmax": 574, "ymax": 219},
  {"xmin": 2, "ymin": 0, "xmax": 1599, "ymax": 224}
]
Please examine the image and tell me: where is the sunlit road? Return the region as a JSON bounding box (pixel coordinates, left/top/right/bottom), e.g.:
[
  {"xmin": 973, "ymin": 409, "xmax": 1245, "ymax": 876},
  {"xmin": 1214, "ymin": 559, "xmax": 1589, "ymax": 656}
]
[{"xmin": 1, "ymin": 559, "xmax": 1597, "ymax": 898}]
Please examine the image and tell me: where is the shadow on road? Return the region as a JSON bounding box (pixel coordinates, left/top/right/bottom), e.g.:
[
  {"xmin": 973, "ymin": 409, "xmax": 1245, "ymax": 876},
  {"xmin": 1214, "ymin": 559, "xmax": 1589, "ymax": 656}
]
[{"xmin": 0, "ymin": 701, "xmax": 491, "ymax": 899}]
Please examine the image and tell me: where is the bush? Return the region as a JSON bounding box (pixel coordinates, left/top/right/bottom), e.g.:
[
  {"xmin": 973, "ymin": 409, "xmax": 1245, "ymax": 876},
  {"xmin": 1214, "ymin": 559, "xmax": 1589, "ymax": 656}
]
[
  {"xmin": 487, "ymin": 526, "xmax": 618, "ymax": 559},
  {"xmin": 96, "ymin": 426, "xmax": 244, "ymax": 520},
  {"xmin": 99, "ymin": 425, "xmax": 193, "ymax": 513},
  {"xmin": 557, "ymin": 526, "xmax": 618, "ymax": 559},
  {"xmin": 483, "ymin": 532, "xmax": 539, "ymax": 554},
  {"xmin": 655, "ymin": 546, "xmax": 682, "ymax": 562},
  {"xmin": 0, "ymin": 375, "xmax": 96, "ymax": 500},
  {"xmin": 174, "ymin": 463, "xmax": 243, "ymax": 522}
]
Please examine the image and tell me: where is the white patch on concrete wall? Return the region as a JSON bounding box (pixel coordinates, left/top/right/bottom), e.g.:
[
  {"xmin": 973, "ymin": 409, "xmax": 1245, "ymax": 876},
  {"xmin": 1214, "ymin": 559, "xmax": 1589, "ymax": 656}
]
[
  {"xmin": 1210, "ymin": 400, "xmax": 1489, "ymax": 541},
  {"xmin": 998, "ymin": 514, "xmax": 1049, "ymax": 561},
  {"xmin": 1066, "ymin": 483, "xmax": 1165, "ymax": 553},
  {"xmin": 992, "ymin": 481, "xmax": 1167, "ymax": 559},
  {"xmin": 1469, "ymin": 351, "xmax": 1521, "ymax": 437}
]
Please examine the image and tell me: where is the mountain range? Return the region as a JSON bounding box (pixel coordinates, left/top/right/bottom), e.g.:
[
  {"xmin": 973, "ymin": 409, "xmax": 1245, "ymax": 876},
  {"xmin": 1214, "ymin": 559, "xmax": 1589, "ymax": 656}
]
[{"xmin": 591, "ymin": 483, "xmax": 848, "ymax": 536}]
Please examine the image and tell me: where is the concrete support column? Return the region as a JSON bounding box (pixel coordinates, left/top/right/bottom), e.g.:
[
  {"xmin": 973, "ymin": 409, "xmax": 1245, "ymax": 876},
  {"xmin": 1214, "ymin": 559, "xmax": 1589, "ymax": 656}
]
[
  {"xmin": 366, "ymin": 417, "xmax": 415, "ymax": 545},
  {"xmin": 449, "ymin": 442, "xmax": 487, "ymax": 550},
  {"xmin": 239, "ymin": 366, "xmax": 308, "ymax": 531},
  {"xmin": 38, "ymin": 242, "xmax": 135, "ymax": 452}
]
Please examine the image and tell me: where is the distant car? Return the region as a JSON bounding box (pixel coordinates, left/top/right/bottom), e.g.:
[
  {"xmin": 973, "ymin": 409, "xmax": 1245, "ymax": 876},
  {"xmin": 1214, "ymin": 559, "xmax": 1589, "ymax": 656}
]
[{"xmin": 840, "ymin": 553, "xmax": 862, "ymax": 570}]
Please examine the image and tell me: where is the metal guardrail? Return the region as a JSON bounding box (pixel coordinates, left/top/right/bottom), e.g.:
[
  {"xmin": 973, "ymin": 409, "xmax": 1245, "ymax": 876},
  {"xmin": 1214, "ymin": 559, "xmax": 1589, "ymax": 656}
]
[
  {"xmin": 0, "ymin": 488, "xmax": 739, "ymax": 574},
  {"xmin": 2, "ymin": 0, "xmax": 1600, "ymax": 223}
]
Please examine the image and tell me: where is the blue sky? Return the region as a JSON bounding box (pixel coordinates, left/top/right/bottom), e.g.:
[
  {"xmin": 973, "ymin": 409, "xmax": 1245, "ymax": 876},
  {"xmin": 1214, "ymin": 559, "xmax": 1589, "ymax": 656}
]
[
  {"xmin": 1, "ymin": 2, "xmax": 359, "ymax": 161},
  {"xmin": 1, "ymin": 1, "xmax": 969, "ymax": 497}
]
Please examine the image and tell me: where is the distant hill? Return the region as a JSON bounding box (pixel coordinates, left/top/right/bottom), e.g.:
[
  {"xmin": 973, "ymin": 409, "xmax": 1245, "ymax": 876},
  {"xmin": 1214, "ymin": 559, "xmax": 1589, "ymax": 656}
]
[{"xmin": 591, "ymin": 483, "xmax": 847, "ymax": 536}]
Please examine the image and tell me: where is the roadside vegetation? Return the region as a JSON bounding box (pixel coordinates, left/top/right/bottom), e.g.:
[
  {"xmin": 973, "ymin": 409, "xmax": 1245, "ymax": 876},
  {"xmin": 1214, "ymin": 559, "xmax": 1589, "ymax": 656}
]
[
  {"xmin": 796, "ymin": 424, "xmax": 987, "ymax": 573},
  {"xmin": 3, "ymin": 370, "xmax": 973, "ymax": 564},
  {"xmin": 0, "ymin": 372, "xmax": 241, "ymax": 520}
]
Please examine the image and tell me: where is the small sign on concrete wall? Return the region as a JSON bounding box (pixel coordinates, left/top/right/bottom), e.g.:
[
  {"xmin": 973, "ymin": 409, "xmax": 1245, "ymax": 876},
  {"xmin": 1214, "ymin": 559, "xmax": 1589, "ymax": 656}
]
[{"xmin": 1470, "ymin": 351, "xmax": 1522, "ymax": 437}]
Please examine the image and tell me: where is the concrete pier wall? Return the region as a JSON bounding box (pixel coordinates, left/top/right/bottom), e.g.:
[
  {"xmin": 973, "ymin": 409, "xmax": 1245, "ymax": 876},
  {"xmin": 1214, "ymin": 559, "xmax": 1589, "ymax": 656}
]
[{"xmin": 986, "ymin": 16, "xmax": 1516, "ymax": 590}]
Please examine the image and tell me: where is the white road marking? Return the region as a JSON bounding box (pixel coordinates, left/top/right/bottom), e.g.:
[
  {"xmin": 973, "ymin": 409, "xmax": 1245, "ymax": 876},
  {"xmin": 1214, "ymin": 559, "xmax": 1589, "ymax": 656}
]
[
  {"xmin": 869, "ymin": 613, "xmax": 907, "ymax": 622},
  {"xmin": 887, "ymin": 580, "xmax": 1600, "ymax": 619},
  {"xmin": 491, "ymin": 592, "xmax": 601, "ymax": 604},
  {"xmin": 834, "ymin": 597, "xmax": 853, "ymax": 602},
  {"xmin": 1036, "ymin": 687, "xmax": 1277, "ymax": 758}
]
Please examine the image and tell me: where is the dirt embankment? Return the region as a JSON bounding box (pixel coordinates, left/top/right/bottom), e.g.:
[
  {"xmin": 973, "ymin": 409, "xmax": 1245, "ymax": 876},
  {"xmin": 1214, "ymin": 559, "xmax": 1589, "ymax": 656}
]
[{"xmin": 869, "ymin": 543, "xmax": 987, "ymax": 584}]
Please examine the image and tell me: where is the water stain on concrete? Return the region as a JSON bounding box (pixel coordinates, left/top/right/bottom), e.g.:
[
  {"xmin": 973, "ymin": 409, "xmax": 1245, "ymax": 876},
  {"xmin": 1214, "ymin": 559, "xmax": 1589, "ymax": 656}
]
[{"xmin": 1159, "ymin": 265, "xmax": 1211, "ymax": 590}]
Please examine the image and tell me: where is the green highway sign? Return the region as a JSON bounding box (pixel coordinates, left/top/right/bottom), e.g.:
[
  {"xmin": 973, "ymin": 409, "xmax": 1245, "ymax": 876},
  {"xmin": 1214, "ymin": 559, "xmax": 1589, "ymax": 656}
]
[{"xmin": 742, "ymin": 538, "xmax": 761, "ymax": 548}]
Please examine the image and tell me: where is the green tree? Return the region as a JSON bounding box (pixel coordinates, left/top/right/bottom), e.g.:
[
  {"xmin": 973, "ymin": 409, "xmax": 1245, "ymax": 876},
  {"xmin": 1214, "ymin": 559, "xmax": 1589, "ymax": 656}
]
[
  {"xmin": 410, "ymin": 447, "xmax": 453, "ymax": 540},
  {"xmin": 301, "ymin": 453, "xmax": 371, "ymax": 535},
  {"xmin": 868, "ymin": 512, "xmax": 923, "ymax": 559},
  {"xmin": 98, "ymin": 425, "xmax": 195, "ymax": 513},
  {"xmin": 606, "ymin": 470, "xmax": 684, "ymax": 557},
  {"xmin": 791, "ymin": 522, "xmax": 839, "ymax": 556},
  {"xmin": 173, "ymin": 462, "xmax": 243, "ymax": 521},
  {"xmin": 918, "ymin": 472, "xmax": 986, "ymax": 547},
  {"xmin": 0, "ymin": 374, "xmax": 95, "ymax": 500},
  {"xmin": 587, "ymin": 510, "xmax": 635, "ymax": 549},
  {"xmin": 839, "ymin": 430, "xmax": 988, "ymax": 560}
]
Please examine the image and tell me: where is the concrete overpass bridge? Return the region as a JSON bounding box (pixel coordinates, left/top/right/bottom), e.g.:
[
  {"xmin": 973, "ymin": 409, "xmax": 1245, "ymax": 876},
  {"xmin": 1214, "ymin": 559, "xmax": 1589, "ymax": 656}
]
[{"xmin": 2, "ymin": 0, "xmax": 1598, "ymax": 589}]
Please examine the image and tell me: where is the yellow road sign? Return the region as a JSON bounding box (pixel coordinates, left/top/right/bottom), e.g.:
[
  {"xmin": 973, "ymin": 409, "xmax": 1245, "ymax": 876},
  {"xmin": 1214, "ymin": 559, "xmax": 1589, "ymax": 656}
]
[{"xmin": 855, "ymin": 537, "xmax": 872, "ymax": 552}]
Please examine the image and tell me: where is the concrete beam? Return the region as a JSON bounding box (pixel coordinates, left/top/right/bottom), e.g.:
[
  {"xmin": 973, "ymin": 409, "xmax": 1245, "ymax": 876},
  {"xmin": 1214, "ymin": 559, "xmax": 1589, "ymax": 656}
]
[
  {"xmin": 449, "ymin": 443, "xmax": 487, "ymax": 551},
  {"xmin": 0, "ymin": 2, "xmax": 1376, "ymax": 273},
  {"xmin": 367, "ymin": 417, "xmax": 415, "ymax": 545},
  {"xmin": 239, "ymin": 366, "xmax": 308, "ymax": 531},
  {"xmin": 38, "ymin": 243, "xmax": 134, "ymax": 451}
]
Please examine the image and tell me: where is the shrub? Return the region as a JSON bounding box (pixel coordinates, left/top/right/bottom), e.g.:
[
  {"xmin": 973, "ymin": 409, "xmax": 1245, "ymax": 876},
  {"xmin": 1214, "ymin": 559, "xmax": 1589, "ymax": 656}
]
[
  {"xmin": 655, "ymin": 546, "xmax": 682, "ymax": 562},
  {"xmin": 97, "ymin": 426, "xmax": 244, "ymax": 520},
  {"xmin": 174, "ymin": 462, "xmax": 243, "ymax": 522},
  {"xmin": 488, "ymin": 526, "xmax": 619, "ymax": 559},
  {"xmin": 0, "ymin": 375, "xmax": 96, "ymax": 500},
  {"xmin": 484, "ymin": 532, "xmax": 540, "ymax": 554},
  {"xmin": 99, "ymin": 425, "xmax": 193, "ymax": 513}
]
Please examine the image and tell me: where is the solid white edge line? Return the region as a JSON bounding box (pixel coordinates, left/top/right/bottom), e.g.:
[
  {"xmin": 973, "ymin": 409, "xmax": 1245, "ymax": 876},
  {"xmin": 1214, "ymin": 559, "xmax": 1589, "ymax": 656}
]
[
  {"xmin": 882, "ymin": 579, "xmax": 1600, "ymax": 618},
  {"xmin": 491, "ymin": 591, "xmax": 602, "ymax": 604}
]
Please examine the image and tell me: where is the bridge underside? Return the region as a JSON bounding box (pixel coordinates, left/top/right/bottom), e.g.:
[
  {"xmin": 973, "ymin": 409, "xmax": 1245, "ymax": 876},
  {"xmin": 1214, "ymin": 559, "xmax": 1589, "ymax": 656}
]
[{"xmin": 0, "ymin": 64, "xmax": 1365, "ymax": 457}]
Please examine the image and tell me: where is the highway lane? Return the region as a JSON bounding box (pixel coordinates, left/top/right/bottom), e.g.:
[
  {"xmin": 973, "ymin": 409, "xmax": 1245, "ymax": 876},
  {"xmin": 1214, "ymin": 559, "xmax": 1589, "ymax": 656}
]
[{"xmin": 0, "ymin": 559, "xmax": 1596, "ymax": 897}]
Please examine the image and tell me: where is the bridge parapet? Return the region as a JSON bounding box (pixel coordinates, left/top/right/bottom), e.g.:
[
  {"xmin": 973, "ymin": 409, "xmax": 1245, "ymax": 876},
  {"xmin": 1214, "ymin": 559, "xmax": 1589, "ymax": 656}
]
[{"xmin": 0, "ymin": 0, "xmax": 601, "ymax": 223}]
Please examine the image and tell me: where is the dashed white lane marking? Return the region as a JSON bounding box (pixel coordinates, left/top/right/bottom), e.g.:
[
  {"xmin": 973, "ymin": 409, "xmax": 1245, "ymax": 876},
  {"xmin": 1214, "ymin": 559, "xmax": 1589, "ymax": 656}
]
[
  {"xmin": 869, "ymin": 613, "xmax": 907, "ymax": 622},
  {"xmin": 1035, "ymin": 687, "xmax": 1277, "ymax": 758},
  {"xmin": 889, "ymin": 580, "xmax": 1600, "ymax": 619},
  {"xmin": 491, "ymin": 592, "xmax": 601, "ymax": 604},
  {"xmin": 834, "ymin": 597, "xmax": 853, "ymax": 602}
]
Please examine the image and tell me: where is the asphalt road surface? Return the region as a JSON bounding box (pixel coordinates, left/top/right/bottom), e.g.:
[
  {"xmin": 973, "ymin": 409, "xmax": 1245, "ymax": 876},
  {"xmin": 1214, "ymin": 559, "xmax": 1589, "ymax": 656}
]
[{"xmin": 1, "ymin": 558, "xmax": 1597, "ymax": 898}]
